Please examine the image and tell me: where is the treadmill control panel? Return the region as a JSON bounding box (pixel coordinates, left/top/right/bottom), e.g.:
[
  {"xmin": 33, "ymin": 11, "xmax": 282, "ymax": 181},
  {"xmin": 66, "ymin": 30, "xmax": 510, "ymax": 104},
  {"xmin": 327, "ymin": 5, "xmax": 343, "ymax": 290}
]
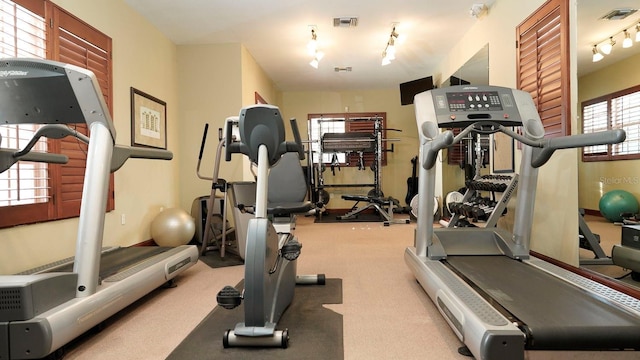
[
  {"xmin": 422, "ymin": 85, "xmax": 525, "ymax": 129},
  {"xmin": 445, "ymin": 91, "xmax": 503, "ymax": 112}
]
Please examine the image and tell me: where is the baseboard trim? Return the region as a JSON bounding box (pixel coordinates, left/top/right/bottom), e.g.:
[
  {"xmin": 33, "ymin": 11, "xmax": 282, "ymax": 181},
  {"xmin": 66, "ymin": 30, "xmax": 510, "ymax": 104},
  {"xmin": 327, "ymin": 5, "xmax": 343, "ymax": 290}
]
[
  {"xmin": 582, "ymin": 209, "xmax": 601, "ymax": 217},
  {"xmin": 133, "ymin": 239, "xmax": 157, "ymax": 247}
]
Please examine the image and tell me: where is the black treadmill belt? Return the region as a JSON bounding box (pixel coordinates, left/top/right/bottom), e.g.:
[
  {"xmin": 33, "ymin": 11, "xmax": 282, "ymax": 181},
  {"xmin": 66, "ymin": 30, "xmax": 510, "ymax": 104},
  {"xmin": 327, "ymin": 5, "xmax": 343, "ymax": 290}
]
[
  {"xmin": 50, "ymin": 247, "xmax": 169, "ymax": 279},
  {"xmin": 447, "ymin": 255, "xmax": 640, "ymax": 350}
]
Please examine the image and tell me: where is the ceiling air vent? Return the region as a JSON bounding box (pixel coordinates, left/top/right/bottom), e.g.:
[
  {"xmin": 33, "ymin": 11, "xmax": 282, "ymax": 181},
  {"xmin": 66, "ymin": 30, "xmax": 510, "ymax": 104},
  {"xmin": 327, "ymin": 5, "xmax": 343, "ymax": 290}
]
[
  {"xmin": 334, "ymin": 67, "xmax": 352, "ymax": 72},
  {"xmin": 333, "ymin": 17, "xmax": 358, "ymax": 27},
  {"xmin": 600, "ymin": 8, "xmax": 637, "ymax": 20}
]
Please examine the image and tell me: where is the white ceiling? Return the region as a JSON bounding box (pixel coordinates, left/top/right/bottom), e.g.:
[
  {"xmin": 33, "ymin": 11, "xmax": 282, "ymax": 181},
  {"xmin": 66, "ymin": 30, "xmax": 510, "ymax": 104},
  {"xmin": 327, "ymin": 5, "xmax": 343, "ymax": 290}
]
[{"xmin": 123, "ymin": 0, "xmax": 640, "ymax": 91}]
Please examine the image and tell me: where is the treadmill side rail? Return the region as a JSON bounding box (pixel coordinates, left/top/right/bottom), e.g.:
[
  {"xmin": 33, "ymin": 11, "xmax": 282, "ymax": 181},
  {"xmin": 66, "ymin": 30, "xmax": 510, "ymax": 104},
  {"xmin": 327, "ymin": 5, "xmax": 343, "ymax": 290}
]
[
  {"xmin": 404, "ymin": 247, "xmax": 525, "ymax": 360},
  {"xmin": 4, "ymin": 245, "xmax": 197, "ymax": 359}
]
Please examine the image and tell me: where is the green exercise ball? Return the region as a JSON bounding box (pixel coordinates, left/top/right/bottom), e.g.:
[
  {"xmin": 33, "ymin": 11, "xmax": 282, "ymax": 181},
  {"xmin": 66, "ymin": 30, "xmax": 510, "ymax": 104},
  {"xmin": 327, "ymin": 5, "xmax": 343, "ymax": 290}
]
[
  {"xmin": 598, "ymin": 190, "xmax": 639, "ymax": 222},
  {"xmin": 151, "ymin": 208, "xmax": 195, "ymax": 247}
]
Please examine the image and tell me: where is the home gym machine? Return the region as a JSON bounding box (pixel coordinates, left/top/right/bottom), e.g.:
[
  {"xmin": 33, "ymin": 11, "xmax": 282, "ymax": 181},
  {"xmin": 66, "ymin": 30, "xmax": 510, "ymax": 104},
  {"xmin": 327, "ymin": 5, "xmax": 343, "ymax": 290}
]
[
  {"xmin": 311, "ymin": 116, "xmax": 404, "ymax": 223},
  {"xmin": 0, "ymin": 59, "xmax": 198, "ymax": 360},
  {"xmin": 405, "ymin": 85, "xmax": 640, "ymax": 359},
  {"xmin": 215, "ymin": 104, "xmax": 324, "ymax": 348}
]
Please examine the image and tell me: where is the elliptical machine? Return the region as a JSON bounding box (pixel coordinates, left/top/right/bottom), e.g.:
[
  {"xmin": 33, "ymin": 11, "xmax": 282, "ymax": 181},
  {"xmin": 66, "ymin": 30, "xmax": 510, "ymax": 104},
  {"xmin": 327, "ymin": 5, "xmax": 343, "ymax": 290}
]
[{"xmin": 216, "ymin": 104, "xmax": 324, "ymax": 348}]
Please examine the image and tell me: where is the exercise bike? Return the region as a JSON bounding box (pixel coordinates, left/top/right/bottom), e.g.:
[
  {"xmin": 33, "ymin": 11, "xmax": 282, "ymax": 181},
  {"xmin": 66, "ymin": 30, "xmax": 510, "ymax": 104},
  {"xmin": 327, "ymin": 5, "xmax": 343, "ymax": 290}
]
[{"xmin": 216, "ymin": 104, "xmax": 324, "ymax": 348}]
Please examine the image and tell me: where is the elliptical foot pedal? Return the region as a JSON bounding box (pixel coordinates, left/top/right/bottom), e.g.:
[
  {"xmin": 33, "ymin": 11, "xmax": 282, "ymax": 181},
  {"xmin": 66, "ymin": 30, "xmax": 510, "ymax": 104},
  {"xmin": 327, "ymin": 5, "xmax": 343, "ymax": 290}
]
[{"xmin": 217, "ymin": 285, "xmax": 242, "ymax": 309}]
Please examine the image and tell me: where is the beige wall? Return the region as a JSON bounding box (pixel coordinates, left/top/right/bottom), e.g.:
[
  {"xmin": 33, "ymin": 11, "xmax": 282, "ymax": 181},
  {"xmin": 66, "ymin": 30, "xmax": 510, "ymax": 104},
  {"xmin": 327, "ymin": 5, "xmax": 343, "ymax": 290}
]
[
  {"xmin": 578, "ymin": 53, "xmax": 640, "ymax": 210},
  {"xmin": 175, "ymin": 43, "xmax": 283, "ymax": 213},
  {"xmin": 176, "ymin": 43, "xmax": 243, "ymax": 213},
  {"xmin": 0, "ymin": 0, "xmax": 181, "ymax": 274}
]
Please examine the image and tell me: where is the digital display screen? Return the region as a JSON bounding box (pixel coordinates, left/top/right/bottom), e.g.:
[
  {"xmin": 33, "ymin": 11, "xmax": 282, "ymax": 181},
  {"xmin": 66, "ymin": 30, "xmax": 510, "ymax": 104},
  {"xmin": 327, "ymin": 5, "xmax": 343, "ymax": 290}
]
[{"xmin": 446, "ymin": 91, "xmax": 503, "ymax": 112}]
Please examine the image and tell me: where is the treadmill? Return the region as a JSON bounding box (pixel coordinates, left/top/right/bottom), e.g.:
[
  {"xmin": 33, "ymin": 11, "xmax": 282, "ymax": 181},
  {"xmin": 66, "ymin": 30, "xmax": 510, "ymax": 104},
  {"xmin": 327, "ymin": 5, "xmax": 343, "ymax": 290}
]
[
  {"xmin": 404, "ymin": 85, "xmax": 640, "ymax": 360},
  {"xmin": 0, "ymin": 59, "xmax": 198, "ymax": 360}
]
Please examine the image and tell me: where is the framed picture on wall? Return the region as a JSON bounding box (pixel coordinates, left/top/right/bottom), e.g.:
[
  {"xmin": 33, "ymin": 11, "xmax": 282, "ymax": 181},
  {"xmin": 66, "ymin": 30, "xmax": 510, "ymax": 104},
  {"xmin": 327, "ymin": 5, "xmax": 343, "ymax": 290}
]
[{"xmin": 131, "ymin": 87, "xmax": 167, "ymax": 149}]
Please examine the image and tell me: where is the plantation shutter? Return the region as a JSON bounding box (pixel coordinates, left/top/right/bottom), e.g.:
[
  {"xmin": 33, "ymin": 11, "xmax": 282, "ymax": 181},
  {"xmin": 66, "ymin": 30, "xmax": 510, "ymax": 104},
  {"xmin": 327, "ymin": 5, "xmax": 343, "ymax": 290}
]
[
  {"xmin": 611, "ymin": 90, "xmax": 640, "ymax": 156},
  {"xmin": 346, "ymin": 114, "xmax": 387, "ymax": 167},
  {"xmin": 581, "ymin": 101, "xmax": 608, "ymax": 155},
  {"xmin": 516, "ymin": 0, "xmax": 570, "ymax": 138},
  {"xmin": 447, "ymin": 128, "xmax": 465, "ymax": 166},
  {"xmin": 50, "ymin": 6, "xmax": 114, "ymax": 218},
  {"xmin": 0, "ymin": 0, "xmax": 49, "ymax": 227}
]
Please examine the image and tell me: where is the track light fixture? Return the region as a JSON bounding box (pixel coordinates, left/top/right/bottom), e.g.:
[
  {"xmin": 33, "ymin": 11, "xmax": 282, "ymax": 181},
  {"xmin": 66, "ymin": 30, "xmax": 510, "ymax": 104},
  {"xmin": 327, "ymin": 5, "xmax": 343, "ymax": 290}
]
[
  {"xmin": 592, "ymin": 45, "xmax": 604, "ymax": 62},
  {"xmin": 382, "ymin": 26, "xmax": 400, "ymax": 66},
  {"xmin": 307, "ymin": 27, "xmax": 324, "ymax": 69},
  {"xmin": 600, "ymin": 37, "xmax": 615, "ymax": 55},
  {"xmin": 591, "ymin": 22, "xmax": 640, "ymax": 63},
  {"xmin": 622, "ymin": 30, "xmax": 633, "ymax": 48}
]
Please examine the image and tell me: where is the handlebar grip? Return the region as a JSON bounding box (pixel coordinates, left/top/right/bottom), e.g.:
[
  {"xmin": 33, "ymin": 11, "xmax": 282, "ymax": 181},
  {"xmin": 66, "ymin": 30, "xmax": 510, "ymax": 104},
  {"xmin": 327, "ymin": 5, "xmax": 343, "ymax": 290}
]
[
  {"xmin": 423, "ymin": 130, "xmax": 454, "ymax": 170},
  {"xmin": 290, "ymin": 118, "xmax": 305, "ymax": 160},
  {"xmin": 225, "ymin": 119, "xmax": 234, "ymax": 161},
  {"xmin": 198, "ymin": 123, "xmax": 209, "ymax": 160}
]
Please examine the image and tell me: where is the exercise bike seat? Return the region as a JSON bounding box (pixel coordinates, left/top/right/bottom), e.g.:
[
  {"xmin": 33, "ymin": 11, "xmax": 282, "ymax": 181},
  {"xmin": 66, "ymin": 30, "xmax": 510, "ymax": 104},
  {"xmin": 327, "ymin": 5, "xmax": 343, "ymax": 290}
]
[{"xmin": 267, "ymin": 152, "xmax": 313, "ymax": 216}]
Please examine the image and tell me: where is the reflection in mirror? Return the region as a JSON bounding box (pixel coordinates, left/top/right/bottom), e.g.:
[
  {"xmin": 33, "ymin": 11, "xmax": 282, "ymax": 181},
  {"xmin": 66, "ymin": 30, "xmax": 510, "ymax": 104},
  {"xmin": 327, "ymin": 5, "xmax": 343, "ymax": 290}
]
[
  {"xmin": 577, "ymin": 0, "xmax": 640, "ymax": 292},
  {"xmin": 440, "ymin": 44, "xmax": 494, "ymax": 199},
  {"xmin": 448, "ymin": 44, "xmax": 489, "ymax": 86}
]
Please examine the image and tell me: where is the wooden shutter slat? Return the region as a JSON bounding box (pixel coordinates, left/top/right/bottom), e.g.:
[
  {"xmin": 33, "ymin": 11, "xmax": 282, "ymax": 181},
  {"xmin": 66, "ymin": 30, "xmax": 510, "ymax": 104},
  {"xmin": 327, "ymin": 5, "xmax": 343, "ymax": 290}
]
[{"xmin": 517, "ymin": 0, "xmax": 569, "ymax": 138}]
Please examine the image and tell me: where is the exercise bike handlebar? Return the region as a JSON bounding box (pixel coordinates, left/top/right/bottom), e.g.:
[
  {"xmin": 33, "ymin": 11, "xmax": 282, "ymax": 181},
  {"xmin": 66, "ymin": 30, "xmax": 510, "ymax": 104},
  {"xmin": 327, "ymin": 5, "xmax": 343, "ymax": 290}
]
[
  {"xmin": 288, "ymin": 118, "xmax": 305, "ymax": 160},
  {"xmin": 198, "ymin": 123, "xmax": 209, "ymax": 162}
]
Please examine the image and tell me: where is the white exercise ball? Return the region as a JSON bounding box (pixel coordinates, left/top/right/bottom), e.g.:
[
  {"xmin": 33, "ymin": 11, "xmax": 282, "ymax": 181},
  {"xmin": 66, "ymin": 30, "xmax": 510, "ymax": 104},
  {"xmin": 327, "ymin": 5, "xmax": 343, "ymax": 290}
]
[{"xmin": 151, "ymin": 208, "xmax": 195, "ymax": 247}]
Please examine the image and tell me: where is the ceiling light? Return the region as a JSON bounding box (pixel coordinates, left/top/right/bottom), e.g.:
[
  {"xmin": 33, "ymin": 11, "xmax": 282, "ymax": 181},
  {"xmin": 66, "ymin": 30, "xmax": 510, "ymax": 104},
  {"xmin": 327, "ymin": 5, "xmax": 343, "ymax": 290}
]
[
  {"xmin": 307, "ymin": 27, "xmax": 323, "ymax": 69},
  {"xmin": 592, "ymin": 45, "xmax": 604, "ymax": 62},
  {"xmin": 307, "ymin": 28, "xmax": 317, "ymax": 56},
  {"xmin": 381, "ymin": 25, "xmax": 400, "ymax": 66},
  {"xmin": 600, "ymin": 37, "xmax": 615, "ymax": 55},
  {"xmin": 622, "ymin": 30, "xmax": 633, "ymax": 48}
]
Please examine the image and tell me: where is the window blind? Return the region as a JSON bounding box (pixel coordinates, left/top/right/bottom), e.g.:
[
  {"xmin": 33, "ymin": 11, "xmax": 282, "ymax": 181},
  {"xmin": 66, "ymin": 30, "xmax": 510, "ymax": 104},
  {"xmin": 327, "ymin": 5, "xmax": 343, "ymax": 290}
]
[{"xmin": 0, "ymin": 0, "xmax": 48, "ymax": 208}]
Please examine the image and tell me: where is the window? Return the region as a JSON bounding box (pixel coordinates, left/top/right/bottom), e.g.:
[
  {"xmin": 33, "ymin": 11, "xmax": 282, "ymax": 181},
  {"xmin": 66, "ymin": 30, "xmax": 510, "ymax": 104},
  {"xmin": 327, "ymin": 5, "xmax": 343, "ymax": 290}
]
[
  {"xmin": 309, "ymin": 116, "xmax": 347, "ymax": 164},
  {"xmin": 582, "ymin": 85, "xmax": 640, "ymax": 161},
  {"xmin": 0, "ymin": 0, "xmax": 113, "ymax": 228},
  {"xmin": 308, "ymin": 112, "xmax": 388, "ymax": 167}
]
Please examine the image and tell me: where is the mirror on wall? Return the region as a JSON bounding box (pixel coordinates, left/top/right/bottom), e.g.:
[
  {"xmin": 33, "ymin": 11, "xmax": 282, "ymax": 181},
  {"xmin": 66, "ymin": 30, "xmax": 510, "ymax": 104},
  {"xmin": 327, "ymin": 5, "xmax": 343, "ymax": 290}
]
[
  {"xmin": 446, "ymin": 44, "xmax": 489, "ymax": 87},
  {"xmin": 576, "ymin": 0, "xmax": 640, "ymax": 291},
  {"xmin": 577, "ymin": 1, "xmax": 640, "ymax": 80}
]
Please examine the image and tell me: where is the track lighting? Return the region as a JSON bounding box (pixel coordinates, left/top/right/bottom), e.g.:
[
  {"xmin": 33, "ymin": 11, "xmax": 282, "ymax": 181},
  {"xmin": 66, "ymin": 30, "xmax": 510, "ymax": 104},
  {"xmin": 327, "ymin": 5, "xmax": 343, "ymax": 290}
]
[
  {"xmin": 622, "ymin": 30, "xmax": 633, "ymax": 48},
  {"xmin": 592, "ymin": 45, "xmax": 604, "ymax": 62},
  {"xmin": 600, "ymin": 37, "xmax": 615, "ymax": 55},
  {"xmin": 307, "ymin": 29, "xmax": 317, "ymax": 55},
  {"xmin": 307, "ymin": 27, "xmax": 323, "ymax": 69},
  {"xmin": 381, "ymin": 25, "xmax": 400, "ymax": 66},
  {"xmin": 591, "ymin": 22, "xmax": 640, "ymax": 63}
]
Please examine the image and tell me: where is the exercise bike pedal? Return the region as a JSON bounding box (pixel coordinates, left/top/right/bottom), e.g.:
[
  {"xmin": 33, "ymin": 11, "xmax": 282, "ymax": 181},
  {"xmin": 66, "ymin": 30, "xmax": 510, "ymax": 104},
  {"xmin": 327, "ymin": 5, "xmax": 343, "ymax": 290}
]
[
  {"xmin": 281, "ymin": 239, "xmax": 302, "ymax": 261},
  {"xmin": 216, "ymin": 285, "xmax": 242, "ymax": 309}
]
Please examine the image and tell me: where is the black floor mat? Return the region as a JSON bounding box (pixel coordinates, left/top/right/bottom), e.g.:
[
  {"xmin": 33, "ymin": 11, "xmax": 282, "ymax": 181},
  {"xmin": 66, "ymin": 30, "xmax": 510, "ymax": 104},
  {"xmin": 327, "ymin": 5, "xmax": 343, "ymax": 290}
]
[
  {"xmin": 314, "ymin": 212, "xmax": 384, "ymax": 223},
  {"xmin": 167, "ymin": 278, "xmax": 343, "ymax": 360},
  {"xmin": 198, "ymin": 250, "xmax": 244, "ymax": 269}
]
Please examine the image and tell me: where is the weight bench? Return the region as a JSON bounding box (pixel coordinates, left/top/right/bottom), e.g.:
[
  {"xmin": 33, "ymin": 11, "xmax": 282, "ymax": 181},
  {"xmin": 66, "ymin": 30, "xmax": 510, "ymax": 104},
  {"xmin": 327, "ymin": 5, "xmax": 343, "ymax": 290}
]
[{"xmin": 338, "ymin": 195, "xmax": 409, "ymax": 226}]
